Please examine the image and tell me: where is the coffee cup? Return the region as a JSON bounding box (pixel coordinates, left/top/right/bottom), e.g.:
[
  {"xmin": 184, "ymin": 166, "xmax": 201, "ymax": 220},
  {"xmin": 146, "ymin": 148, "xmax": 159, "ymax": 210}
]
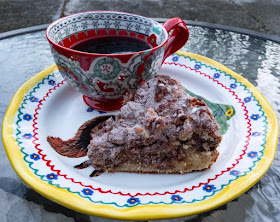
[{"xmin": 46, "ymin": 11, "xmax": 189, "ymax": 111}]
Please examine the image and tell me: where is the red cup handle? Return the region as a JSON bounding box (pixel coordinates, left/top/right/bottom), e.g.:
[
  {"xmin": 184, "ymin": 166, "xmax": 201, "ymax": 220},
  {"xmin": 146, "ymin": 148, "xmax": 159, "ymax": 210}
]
[{"xmin": 162, "ymin": 17, "xmax": 189, "ymax": 62}]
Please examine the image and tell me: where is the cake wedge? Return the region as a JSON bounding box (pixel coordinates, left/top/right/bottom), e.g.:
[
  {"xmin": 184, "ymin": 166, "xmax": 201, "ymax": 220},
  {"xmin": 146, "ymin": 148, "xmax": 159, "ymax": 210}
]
[{"xmin": 87, "ymin": 75, "xmax": 222, "ymax": 174}]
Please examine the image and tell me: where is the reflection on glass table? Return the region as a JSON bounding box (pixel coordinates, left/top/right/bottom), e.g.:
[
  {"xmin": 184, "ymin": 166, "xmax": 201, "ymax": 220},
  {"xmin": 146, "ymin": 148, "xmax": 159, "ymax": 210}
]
[{"xmin": 0, "ymin": 25, "xmax": 280, "ymax": 221}]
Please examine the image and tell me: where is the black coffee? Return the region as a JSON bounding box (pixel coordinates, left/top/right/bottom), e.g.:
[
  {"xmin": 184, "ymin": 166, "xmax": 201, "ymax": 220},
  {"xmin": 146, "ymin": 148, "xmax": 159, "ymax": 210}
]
[{"xmin": 71, "ymin": 36, "xmax": 152, "ymax": 54}]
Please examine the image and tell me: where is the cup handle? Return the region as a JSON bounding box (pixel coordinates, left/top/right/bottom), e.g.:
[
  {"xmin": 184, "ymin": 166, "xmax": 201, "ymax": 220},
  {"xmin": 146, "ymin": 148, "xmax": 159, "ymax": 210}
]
[{"xmin": 162, "ymin": 18, "xmax": 189, "ymax": 63}]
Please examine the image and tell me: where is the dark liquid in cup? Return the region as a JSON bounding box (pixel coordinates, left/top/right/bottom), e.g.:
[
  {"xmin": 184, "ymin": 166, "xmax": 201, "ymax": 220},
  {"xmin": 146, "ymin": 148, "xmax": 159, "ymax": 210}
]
[{"xmin": 71, "ymin": 36, "xmax": 153, "ymax": 54}]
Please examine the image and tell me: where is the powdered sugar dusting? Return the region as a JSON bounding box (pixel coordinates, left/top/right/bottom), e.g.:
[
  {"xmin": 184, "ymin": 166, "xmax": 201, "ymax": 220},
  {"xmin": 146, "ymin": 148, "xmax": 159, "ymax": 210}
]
[{"xmin": 87, "ymin": 75, "xmax": 221, "ymax": 171}]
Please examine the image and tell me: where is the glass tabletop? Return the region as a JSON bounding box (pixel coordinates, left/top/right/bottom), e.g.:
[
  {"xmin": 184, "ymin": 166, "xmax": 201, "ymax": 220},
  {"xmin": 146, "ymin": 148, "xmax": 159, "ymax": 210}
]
[{"xmin": 0, "ymin": 26, "xmax": 279, "ymax": 221}]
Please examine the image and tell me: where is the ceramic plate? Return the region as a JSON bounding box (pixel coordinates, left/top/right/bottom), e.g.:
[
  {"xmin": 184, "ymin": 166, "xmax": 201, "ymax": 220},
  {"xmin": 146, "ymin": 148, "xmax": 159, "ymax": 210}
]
[{"xmin": 2, "ymin": 51, "xmax": 278, "ymax": 220}]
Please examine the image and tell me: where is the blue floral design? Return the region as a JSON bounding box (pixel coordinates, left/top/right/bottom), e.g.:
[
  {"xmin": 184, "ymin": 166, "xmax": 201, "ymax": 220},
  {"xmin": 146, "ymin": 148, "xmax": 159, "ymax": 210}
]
[
  {"xmin": 98, "ymin": 111, "xmax": 107, "ymax": 114},
  {"xmin": 29, "ymin": 96, "xmax": 39, "ymax": 102},
  {"xmin": 171, "ymin": 195, "xmax": 183, "ymax": 201},
  {"xmin": 230, "ymin": 83, "xmax": 237, "ymax": 89},
  {"xmin": 30, "ymin": 153, "xmax": 40, "ymax": 161},
  {"xmin": 82, "ymin": 188, "xmax": 93, "ymax": 196},
  {"xmin": 87, "ymin": 107, "xmax": 94, "ymax": 112},
  {"xmin": 127, "ymin": 197, "xmax": 140, "ymax": 205},
  {"xmin": 244, "ymin": 97, "xmax": 251, "ymax": 103},
  {"xmin": 230, "ymin": 170, "xmax": 241, "ymax": 176},
  {"xmin": 203, "ymin": 184, "xmax": 216, "ymax": 192},
  {"xmin": 23, "ymin": 114, "xmax": 32, "ymax": 121},
  {"xmin": 250, "ymin": 114, "xmax": 260, "ymax": 120},
  {"xmin": 252, "ymin": 132, "xmax": 261, "ymax": 136},
  {"xmin": 48, "ymin": 79, "xmax": 56, "ymax": 86},
  {"xmin": 213, "ymin": 73, "xmax": 220, "ymax": 78},
  {"xmin": 247, "ymin": 151, "xmax": 258, "ymax": 158},
  {"xmin": 22, "ymin": 133, "xmax": 33, "ymax": 139},
  {"xmin": 194, "ymin": 64, "xmax": 201, "ymax": 70},
  {"xmin": 46, "ymin": 173, "xmax": 58, "ymax": 180},
  {"xmin": 172, "ymin": 56, "xmax": 179, "ymax": 62}
]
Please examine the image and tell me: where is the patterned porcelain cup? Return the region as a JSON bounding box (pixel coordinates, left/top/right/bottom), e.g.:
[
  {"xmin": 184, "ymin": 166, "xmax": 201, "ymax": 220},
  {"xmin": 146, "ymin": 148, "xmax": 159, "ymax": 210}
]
[{"xmin": 46, "ymin": 11, "xmax": 189, "ymax": 111}]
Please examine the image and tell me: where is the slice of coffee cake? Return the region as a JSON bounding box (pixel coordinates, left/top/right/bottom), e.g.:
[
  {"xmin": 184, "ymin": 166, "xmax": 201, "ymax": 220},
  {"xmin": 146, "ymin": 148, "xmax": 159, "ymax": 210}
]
[{"xmin": 87, "ymin": 75, "xmax": 222, "ymax": 174}]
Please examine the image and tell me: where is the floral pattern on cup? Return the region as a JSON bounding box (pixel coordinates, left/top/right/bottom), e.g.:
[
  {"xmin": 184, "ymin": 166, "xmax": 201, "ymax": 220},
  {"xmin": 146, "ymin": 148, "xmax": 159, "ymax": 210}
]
[
  {"xmin": 53, "ymin": 47, "xmax": 165, "ymax": 99},
  {"xmin": 94, "ymin": 58, "xmax": 121, "ymax": 80},
  {"xmin": 149, "ymin": 51, "xmax": 164, "ymax": 75},
  {"xmin": 141, "ymin": 48, "xmax": 165, "ymax": 82}
]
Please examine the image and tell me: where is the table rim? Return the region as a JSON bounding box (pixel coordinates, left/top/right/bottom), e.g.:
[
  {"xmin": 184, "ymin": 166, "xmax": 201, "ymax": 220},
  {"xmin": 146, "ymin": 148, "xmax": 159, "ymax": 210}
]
[{"xmin": 0, "ymin": 19, "xmax": 279, "ymax": 43}]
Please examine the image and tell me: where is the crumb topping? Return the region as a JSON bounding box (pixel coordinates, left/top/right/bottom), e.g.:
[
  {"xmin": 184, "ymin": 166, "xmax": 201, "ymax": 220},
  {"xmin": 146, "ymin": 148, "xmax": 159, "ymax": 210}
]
[{"xmin": 88, "ymin": 75, "xmax": 221, "ymax": 170}]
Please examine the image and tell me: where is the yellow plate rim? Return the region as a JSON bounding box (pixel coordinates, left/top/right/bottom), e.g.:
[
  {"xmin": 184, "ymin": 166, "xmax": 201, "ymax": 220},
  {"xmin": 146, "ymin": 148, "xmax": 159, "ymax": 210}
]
[{"xmin": 2, "ymin": 51, "xmax": 278, "ymax": 220}]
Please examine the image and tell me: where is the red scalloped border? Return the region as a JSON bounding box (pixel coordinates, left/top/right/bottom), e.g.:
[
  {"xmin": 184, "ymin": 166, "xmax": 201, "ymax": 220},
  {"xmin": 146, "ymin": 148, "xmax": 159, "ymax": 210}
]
[{"xmin": 32, "ymin": 62, "xmax": 251, "ymax": 197}]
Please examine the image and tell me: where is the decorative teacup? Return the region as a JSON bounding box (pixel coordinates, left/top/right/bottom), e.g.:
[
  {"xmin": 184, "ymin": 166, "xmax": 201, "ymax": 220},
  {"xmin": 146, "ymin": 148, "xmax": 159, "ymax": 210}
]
[{"xmin": 46, "ymin": 11, "xmax": 189, "ymax": 111}]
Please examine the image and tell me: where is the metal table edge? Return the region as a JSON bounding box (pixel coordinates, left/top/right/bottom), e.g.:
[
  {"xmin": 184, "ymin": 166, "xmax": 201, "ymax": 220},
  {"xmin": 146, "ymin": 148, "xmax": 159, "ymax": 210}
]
[{"xmin": 0, "ymin": 19, "xmax": 279, "ymax": 43}]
